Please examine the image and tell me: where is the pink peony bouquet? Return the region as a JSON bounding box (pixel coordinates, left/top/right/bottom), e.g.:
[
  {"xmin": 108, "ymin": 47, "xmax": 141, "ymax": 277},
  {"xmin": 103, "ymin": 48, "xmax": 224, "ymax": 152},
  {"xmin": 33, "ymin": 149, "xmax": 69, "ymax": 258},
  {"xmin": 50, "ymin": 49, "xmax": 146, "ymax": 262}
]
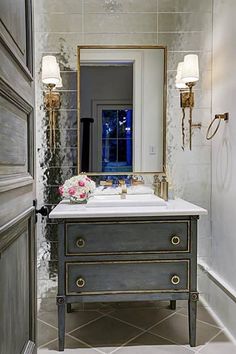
[{"xmin": 59, "ymin": 175, "xmax": 96, "ymax": 203}]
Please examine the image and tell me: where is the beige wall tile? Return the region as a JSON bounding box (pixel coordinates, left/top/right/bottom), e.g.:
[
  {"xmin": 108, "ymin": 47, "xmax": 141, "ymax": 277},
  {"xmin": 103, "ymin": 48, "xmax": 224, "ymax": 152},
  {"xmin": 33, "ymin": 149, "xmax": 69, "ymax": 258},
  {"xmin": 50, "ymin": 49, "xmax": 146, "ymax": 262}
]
[
  {"xmin": 84, "ymin": 13, "xmax": 157, "ymax": 33},
  {"xmin": 36, "ymin": 14, "xmax": 83, "ymax": 32},
  {"xmin": 85, "ymin": 0, "xmax": 158, "ymax": 13},
  {"xmin": 84, "ymin": 33, "xmax": 157, "ymax": 44},
  {"xmin": 158, "ymin": 32, "xmax": 212, "ymax": 51},
  {"xmin": 158, "ymin": 0, "xmax": 212, "ymax": 13},
  {"xmin": 35, "ymin": 0, "xmax": 83, "ymax": 14},
  {"xmin": 158, "ymin": 13, "xmax": 212, "ymax": 32}
]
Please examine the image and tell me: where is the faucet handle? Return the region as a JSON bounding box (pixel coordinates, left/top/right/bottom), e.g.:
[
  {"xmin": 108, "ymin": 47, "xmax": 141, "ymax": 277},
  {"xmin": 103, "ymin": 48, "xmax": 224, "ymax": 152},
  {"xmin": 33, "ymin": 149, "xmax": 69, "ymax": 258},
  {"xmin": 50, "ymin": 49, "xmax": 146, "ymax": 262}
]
[{"xmin": 118, "ymin": 179, "xmax": 125, "ymax": 186}]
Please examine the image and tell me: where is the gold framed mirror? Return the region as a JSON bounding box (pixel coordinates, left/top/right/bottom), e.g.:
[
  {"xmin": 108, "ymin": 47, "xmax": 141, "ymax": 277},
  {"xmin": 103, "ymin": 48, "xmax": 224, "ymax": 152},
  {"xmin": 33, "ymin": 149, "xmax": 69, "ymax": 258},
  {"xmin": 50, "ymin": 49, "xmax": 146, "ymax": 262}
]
[{"xmin": 77, "ymin": 45, "xmax": 167, "ymax": 175}]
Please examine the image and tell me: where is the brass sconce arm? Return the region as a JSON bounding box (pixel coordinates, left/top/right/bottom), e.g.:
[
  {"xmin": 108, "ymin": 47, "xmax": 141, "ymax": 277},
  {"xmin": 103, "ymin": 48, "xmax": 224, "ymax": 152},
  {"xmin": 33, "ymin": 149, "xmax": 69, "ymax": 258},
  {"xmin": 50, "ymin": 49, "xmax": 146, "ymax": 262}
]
[
  {"xmin": 44, "ymin": 85, "xmax": 61, "ymax": 151},
  {"xmin": 180, "ymin": 82, "xmax": 201, "ymax": 150},
  {"xmin": 206, "ymin": 112, "xmax": 229, "ymax": 140}
]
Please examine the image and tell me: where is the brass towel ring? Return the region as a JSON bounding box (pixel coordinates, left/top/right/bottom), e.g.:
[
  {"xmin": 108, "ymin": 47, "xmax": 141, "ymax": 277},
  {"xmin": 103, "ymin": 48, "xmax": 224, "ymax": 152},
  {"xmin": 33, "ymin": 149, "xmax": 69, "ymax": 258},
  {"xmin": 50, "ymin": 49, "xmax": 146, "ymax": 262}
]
[{"xmin": 206, "ymin": 113, "xmax": 229, "ymax": 140}]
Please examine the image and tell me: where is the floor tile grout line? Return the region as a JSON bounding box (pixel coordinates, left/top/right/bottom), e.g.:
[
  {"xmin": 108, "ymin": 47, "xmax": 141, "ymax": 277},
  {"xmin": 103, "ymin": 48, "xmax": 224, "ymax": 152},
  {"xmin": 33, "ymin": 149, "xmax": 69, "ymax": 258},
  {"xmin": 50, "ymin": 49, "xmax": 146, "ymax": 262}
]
[
  {"xmin": 105, "ymin": 306, "xmax": 183, "ymax": 333},
  {"xmin": 67, "ymin": 312, "xmax": 107, "ymax": 335},
  {"xmin": 194, "ymin": 329, "xmax": 223, "ymax": 353},
  {"xmin": 38, "ymin": 336, "xmax": 59, "ymax": 349},
  {"xmin": 38, "ymin": 318, "xmax": 58, "ymax": 331},
  {"xmin": 177, "ymin": 311, "xmax": 223, "ymax": 329},
  {"xmin": 108, "ymin": 314, "xmax": 195, "ymax": 354},
  {"xmin": 66, "ymin": 333, "xmax": 105, "ymax": 354}
]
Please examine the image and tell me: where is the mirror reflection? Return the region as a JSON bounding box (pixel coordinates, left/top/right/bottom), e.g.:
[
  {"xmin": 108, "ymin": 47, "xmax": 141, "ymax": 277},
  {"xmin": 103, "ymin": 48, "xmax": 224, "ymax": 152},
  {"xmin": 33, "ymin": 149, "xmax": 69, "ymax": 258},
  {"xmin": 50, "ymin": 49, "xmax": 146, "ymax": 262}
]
[{"xmin": 78, "ymin": 46, "xmax": 166, "ymax": 174}]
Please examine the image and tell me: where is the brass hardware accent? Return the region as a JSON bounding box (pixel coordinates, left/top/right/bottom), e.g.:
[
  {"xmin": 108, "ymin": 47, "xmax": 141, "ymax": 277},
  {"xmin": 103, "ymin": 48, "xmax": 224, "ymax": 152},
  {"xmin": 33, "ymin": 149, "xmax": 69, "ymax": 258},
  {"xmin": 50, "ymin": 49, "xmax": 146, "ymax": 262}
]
[
  {"xmin": 190, "ymin": 292, "xmax": 199, "ymax": 302},
  {"xmin": 66, "ymin": 260, "xmax": 189, "ymax": 295},
  {"xmin": 44, "ymin": 85, "xmax": 61, "ymax": 151},
  {"xmin": 160, "ymin": 175, "xmax": 168, "ymax": 201},
  {"xmin": 153, "ymin": 175, "xmax": 161, "ymax": 197},
  {"xmin": 100, "ymin": 180, "xmax": 113, "ymax": 186},
  {"xmin": 171, "ymin": 275, "xmax": 180, "ymax": 285},
  {"xmin": 179, "ymin": 83, "xmax": 201, "ymax": 151},
  {"xmin": 171, "ymin": 236, "xmax": 180, "ymax": 245},
  {"xmin": 119, "ymin": 180, "xmax": 127, "ymax": 199},
  {"xmin": 65, "ymin": 220, "xmax": 190, "ymax": 256},
  {"xmin": 76, "ymin": 238, "xmax": 85, "ymax": 248},
  {"xmin": 76, "ymin": 277, "xmax": 86, "ymax": 288},
  {"xmin": 77, "ymin": 45, "xmax": 167, "ymax": 175},
  {"xmin": 206, "ymin": 112, "xmax": 229, "ymax": 140}
]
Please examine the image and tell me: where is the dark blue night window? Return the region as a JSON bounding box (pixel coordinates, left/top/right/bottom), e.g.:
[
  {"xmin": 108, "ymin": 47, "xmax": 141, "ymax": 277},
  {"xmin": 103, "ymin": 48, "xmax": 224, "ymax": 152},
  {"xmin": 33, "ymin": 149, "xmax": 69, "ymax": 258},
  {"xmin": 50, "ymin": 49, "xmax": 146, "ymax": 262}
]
[{"xmin": 102, "ymin": 109, "xmax": 133, "ymax": 172}]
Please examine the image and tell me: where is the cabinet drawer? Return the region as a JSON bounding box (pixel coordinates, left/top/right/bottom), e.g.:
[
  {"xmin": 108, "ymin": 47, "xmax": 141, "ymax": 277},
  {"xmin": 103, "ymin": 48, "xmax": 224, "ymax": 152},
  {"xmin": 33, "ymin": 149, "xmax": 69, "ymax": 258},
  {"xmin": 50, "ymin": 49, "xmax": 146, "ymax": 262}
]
[
  {"xmin": 66, "ymin": 221, "xmax": 189, "ymax": 255},
  {"xmin": 66, "ymin": 260, "xmax": 189, "ymax": 295}
]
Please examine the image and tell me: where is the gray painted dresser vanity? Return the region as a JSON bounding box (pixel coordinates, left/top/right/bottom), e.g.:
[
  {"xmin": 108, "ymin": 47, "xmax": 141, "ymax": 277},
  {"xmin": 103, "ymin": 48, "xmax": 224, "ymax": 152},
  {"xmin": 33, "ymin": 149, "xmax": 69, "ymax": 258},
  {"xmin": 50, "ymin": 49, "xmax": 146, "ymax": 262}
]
[{"xmin": 49, "ymin": 198, "xmax": 207, "ymax": 351}]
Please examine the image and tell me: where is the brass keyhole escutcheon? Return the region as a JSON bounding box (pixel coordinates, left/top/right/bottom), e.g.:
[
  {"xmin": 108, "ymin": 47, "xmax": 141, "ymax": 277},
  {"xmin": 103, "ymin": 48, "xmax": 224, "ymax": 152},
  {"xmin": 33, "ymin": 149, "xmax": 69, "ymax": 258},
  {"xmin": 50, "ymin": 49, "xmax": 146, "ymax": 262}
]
[
  {"xmin": 171, "ymin": 235, "xmax": 180, "ymax": 245},
  {"xmin": 76, "ymin": 277, "xmax": 86, "ymax": 288},
  {"xmin": 76, "ymin": 238, "xmax": 85, "ymax": 248},
  {"xmin": 171, "ymin": 275, "xmax": 180, "ymax": 285}
]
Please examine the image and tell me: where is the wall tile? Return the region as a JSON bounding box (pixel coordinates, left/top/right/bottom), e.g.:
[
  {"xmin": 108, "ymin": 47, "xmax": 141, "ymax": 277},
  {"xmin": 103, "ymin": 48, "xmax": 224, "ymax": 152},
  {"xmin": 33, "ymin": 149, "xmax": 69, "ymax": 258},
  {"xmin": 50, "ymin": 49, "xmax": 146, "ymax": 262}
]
[
  {"xmin": 85, "ymin": 0, "xmax": 158, "ymax": 13},
  {"xmin": 84, "ymin": 33, "xmax": 157, "ymax": 44},
  {"xmin": 158, "ymin": 0, "xmax": 212, "ymax": 13},
  {"xmin": 84, "ymin": 13, "xmax": 157, "ymax": 33},
  {"xmin": 158, "ymin": 32, "xmax": 212, "ymax": 51},
  {"xmin": 35, "ymin": 0, "xmax": 83, "ymax": 14},
  {"xmin": 36, "ymin": 14, "xmax": 83, "ymax": 32},
  {"xmin": 158, "ymin": 13, "xmax": 212, "ymax": 32}
]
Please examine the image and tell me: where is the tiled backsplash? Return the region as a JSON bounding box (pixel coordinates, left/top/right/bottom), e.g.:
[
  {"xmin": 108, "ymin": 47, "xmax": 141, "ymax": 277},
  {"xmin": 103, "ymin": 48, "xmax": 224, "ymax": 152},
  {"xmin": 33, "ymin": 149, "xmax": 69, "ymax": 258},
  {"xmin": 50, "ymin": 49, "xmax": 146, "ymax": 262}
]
[{"xmin": 35, "ymin": 0, "xmax": 213, "ymax": 300}]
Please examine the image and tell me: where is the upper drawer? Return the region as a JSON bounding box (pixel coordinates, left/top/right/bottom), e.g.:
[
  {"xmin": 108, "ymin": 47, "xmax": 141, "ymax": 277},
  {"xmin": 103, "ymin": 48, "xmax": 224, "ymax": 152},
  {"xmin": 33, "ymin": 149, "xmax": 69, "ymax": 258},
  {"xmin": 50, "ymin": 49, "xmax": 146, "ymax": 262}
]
[{"xmin": 66, "ymin": 221, "xmax": 190, "ymax": 255}]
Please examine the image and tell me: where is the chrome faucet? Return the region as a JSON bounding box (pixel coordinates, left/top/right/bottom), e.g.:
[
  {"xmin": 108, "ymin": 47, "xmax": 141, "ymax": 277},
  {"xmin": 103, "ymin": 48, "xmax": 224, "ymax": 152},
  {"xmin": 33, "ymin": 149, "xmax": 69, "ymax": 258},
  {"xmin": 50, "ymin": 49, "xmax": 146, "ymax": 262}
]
[{"xmin": 118, "ymin": 180, "xmax": 127, "ymax": 199}]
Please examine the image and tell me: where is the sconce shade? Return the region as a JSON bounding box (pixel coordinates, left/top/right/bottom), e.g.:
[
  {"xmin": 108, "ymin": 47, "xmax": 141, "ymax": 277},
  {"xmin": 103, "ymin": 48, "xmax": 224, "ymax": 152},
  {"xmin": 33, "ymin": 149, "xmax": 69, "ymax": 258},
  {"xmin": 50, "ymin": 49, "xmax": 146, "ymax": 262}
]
[
  {"xmin": 175, "ymin": 62, "xmax": 188, "ymax": 89},
  {"xmin": 181, "ymin": 54, "xmax": 199, "ymax": 83},
  {"xmin": 55, "ymin": 75, "xmax": 63, "ymax": 88},
  {"xmin": 42, "ymin": 55, "xmax": 60, "ymax": 85}
]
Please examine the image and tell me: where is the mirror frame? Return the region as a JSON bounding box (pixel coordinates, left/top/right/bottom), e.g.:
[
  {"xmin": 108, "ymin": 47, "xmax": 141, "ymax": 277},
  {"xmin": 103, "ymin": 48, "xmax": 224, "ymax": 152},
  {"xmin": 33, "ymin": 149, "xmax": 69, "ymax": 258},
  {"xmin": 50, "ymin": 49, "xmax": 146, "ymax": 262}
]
[{"xmin": 77, "ymin": 45, "xmax": 167, "ymax": 175}]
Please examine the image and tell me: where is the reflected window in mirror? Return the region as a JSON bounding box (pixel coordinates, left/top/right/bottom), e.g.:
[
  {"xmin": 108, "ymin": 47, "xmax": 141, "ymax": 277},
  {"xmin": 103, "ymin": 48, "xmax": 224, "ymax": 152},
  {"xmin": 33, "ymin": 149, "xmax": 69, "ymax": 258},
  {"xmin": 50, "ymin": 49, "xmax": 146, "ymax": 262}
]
[{"xmin": 102, "ymin": 108, "xmax": 133, "ymax": 172}]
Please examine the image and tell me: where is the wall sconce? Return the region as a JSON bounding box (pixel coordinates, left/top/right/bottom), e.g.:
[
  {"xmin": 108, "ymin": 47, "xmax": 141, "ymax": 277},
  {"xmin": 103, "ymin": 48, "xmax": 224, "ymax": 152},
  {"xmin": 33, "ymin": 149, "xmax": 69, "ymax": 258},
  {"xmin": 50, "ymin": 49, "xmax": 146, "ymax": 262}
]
[
  {"xmin": 176, "ymin": 54, "xmax": 201, "ymax": 150},
  {"xmin": 42, "ymin": 55, "xmax": 62, "ymax": 151}
]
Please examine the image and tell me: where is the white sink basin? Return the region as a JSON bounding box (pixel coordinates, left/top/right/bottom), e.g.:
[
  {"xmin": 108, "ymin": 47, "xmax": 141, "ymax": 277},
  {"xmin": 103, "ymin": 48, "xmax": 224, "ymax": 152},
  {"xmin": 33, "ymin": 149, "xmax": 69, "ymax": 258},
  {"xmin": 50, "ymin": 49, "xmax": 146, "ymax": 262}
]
[{"xmin": 86, "ymin": 194, "xmax": 167, "ymax": 208}]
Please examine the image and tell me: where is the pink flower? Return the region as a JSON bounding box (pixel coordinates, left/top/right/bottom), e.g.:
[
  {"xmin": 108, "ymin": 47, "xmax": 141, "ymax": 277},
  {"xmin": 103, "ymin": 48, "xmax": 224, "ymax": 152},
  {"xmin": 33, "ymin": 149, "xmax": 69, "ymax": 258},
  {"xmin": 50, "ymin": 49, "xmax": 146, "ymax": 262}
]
[
  {"xmin": 58, "ymin": 186, "xmax": 64, "ymax": 195},
  {"xmin": 78, "ymin": 181, "xmax": 85, "ymax": 187},
  {"xmin": 68, "ymin": 187, "xmax": 76, "ymax": 196},
  {"xmin": 80, "ymin": 193, "xmax": 86, "ymax": 199}
]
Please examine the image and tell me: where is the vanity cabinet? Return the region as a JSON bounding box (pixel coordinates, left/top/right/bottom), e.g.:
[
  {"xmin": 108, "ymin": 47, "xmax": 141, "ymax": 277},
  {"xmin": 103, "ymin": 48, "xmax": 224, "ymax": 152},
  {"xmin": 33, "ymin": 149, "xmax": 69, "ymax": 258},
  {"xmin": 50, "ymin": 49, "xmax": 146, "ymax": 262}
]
[{"xmin": 50, "ymin": 200, "xmax": 207, "ymax": 351}]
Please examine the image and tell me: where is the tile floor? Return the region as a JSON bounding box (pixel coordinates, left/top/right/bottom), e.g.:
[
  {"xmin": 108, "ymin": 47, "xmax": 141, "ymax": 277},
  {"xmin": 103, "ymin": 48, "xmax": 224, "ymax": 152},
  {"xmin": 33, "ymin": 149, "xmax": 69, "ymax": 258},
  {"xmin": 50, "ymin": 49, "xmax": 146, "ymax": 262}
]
[{"xmin": 38, "ymin": 299, "xmax": 236, "ymax": 354}]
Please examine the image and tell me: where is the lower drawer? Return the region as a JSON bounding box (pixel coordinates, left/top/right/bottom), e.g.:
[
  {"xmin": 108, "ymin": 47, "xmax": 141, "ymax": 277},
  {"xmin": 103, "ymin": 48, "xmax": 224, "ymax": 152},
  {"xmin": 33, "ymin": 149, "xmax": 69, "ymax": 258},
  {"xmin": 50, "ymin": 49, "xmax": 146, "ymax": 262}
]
[{"xmin": 66, "ymin": 260, "xmax": 189, "ymax": 295}]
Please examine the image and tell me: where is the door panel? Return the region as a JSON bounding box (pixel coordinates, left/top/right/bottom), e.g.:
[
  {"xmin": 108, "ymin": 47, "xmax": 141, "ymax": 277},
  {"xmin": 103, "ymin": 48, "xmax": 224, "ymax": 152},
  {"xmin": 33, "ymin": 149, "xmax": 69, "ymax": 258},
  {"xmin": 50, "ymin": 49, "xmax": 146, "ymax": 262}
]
[{"xmin": 0, "ymin": 0, "xmax": 36, "ymax": 353}]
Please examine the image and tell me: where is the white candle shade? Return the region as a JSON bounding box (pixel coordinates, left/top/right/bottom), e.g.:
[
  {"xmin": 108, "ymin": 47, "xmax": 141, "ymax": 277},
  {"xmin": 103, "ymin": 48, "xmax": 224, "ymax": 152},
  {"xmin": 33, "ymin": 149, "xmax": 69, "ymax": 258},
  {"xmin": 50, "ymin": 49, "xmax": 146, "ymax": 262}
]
[
  {"xmin": 55, "ymin": 75, "xmax": 63, "ymax": 88},
  {"xmin": 181, "ymin": 54, "xmax": 199, "ymax": 83},
  {"xmin": 42, "ymin": 55, "xmax": 60, "ymax": 85},
  {"xmin": 175, "ymin": 62, "xmax": 188, "ymax": 89}
]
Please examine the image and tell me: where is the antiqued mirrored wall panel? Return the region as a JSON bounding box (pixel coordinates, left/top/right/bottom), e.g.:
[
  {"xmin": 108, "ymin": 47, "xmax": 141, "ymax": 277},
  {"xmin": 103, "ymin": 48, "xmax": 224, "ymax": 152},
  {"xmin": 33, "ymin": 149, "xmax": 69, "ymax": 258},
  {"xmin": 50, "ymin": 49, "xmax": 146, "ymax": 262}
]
[{"xmin": 78, "ymin": 46, "xmax": 166, "ymax": 174}]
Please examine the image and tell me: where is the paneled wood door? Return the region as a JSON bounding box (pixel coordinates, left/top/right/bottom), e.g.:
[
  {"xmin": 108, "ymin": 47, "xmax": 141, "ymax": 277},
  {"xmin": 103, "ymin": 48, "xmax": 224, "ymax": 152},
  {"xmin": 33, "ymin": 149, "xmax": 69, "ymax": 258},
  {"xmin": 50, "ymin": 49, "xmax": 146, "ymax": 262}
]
[{"xmin": 0, "ymin": 1, "xmax": 36, "ymax": 353}]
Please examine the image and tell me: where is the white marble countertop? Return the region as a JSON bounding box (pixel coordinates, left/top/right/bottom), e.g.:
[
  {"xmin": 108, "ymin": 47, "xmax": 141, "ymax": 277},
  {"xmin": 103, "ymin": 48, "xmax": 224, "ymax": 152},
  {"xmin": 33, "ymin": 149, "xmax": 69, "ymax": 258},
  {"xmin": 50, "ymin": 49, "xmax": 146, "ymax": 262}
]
[{"xmin": 49, "ymin": 198, "xmax": 207, "ymax": 219}]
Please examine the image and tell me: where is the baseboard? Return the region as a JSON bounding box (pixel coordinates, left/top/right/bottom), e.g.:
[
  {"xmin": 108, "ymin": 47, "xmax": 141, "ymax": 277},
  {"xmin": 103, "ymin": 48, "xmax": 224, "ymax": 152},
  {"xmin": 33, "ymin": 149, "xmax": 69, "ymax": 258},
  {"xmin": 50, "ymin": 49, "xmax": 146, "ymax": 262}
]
[
  {"xmin": 198, "ymin": 261, "xmax": 236, "ymax": 303},
  {"xmin": 198, "ymin": 261, "xmax": 236, "ymax": 344}
]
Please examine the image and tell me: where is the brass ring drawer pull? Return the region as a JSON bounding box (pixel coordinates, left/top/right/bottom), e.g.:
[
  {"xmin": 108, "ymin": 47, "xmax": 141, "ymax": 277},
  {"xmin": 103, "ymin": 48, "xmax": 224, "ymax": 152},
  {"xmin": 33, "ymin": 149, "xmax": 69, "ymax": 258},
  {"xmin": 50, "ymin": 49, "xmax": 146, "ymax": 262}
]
[
  {"xmin": 76, "ymin": 277, "xmax": 86, "ymax": 288},
  {"xmin": 76, "ymin": 238, "xmax": 85, "ymax": 248},
  {"xmin": 171, "ymin": 275, "xmax": 180, "ymax": 285},
  {"xmin": 171, "ymin": 236, "xmax": 180, "ymax": 245}
]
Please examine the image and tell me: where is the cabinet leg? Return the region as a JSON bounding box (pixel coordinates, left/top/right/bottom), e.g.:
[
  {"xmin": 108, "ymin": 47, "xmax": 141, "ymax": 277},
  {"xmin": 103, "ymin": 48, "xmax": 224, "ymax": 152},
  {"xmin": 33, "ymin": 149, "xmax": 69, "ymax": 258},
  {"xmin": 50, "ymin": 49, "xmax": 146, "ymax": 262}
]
[
  {"xmin": 188, "ymin": 293, "xmax": 198, "ymax": 347},
  {"xmin": 170, "ymin": 300, "xmax": 176, "ymax": 310},
  {"xmin": 67, "ymin": 303, "xmax": 72, "ymax": 313},
  {"xmin": 57, "ymin": 297, "xmax": 65, "ymax": 351}
]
